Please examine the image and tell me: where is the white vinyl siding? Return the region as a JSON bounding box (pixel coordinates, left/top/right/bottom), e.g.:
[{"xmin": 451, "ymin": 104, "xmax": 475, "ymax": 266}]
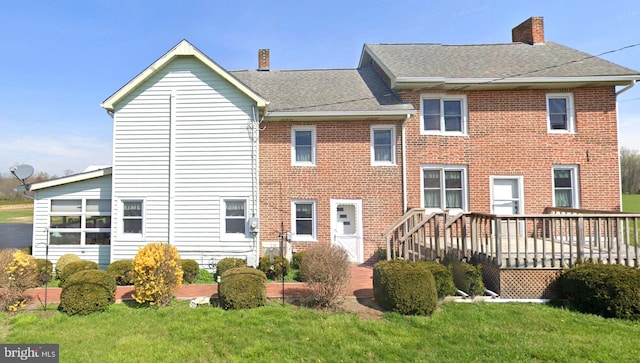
[{"xmin": 111, "ymin": 57, "xmax": 258, "ymax": 265}]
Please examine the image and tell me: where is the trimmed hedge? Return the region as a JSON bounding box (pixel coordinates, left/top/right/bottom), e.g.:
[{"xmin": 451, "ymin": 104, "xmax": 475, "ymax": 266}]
[
  {"xmin": 55, "ymin": 253, "xmax": 81, "ymax": 279},
  {"xmin": 450, "ymin": 261, "xmax": 485, "ymax": 297},
  {"xmin": 181, "ymin": 259, "xmax": 200, "ymax": 284},
  {"xmin": 107, "ymin": 260, "xmax": 134, "ymax": 286},
  {"xmin": 373, "ymin": 260, "xmax": 438, "ymax": 316},
  {"xmin": 420, "ymin": 261, "xmax": 456, "ymax": 299},
  {"xmin": 291, "ymin": 251, "xmax": 306, "ymax": 270},
  {"xmin": 258, "ymin": 255, "xmax": 289, "ymax": 280},
  {"xmin": 59, "ymin": 270, "xmax": 116, "ymax": 315},
  {"xmin": 59, "ymin": 260, "xmax": 99, "ymax": 284},
  {"xmin": 560, "ymin": 263, "xmax": 640, "ymax": 320},
  {"xmin": 35, "ymin": 259, "xmax": 53, "ymax": 286},
  {"xmin": 218, "ymin": 267, "xmax": 267, "ymax": 310},
  {"xmin": 215, "ymin": 258, "xmax": 246, "ymax": 278}
]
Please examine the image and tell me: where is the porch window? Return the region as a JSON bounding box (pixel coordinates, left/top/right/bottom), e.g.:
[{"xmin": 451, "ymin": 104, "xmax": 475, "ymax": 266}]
[
  {"xmin": 49, "ymin": 199, "xmax": 111, "ymax": 245},
  {"xmin": 422, "ymin": 166, "xmax": 467, "ymax": 210},
  {"xmin": 123, "ymin": 200, "xmax": 143, "ymax": 234},
  {"xmin": 371, "ymin": 125, "xmax": 396, "ymax": 165},
  {"xmin": 292, "ymin": 200, "xmax": 317, "ymax": 241},
  {"xmin": 291, "ymin": 126, "xmax": 316, "ymax": 166},
  {"xmin": 553, "ymin": 166, "xmax": 579, "ymax": 208}
]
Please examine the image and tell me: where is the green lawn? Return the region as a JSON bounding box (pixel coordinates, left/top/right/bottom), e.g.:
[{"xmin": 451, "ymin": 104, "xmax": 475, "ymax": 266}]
[
  {"xmin": 0, "ymin": 200, "xmax": 33, "ymax": 223},
  {"xmin": 3, "ymin": 302, "xmax": 640, "ymax": 362},
  {"xmin": 622, "ymin": 194, "xmax": 640, "ymax": 213}
]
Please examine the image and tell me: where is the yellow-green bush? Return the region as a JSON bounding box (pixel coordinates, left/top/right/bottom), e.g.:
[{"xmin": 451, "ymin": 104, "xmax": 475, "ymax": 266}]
[
  {"xmin": 258, "ymin": 255, "xmax": 289, "ymax": 280},
  {"xmin": 107, "ymin": 259, "xmax": 134, "ymax": 286},
  {"xmin": 218, "ymin": 267, "xmax": 267, "ymax": 310},
  {"xmin": 215, "ymin": 257, "xmax": 246, "ymax": 278},
  {"xmin": 0, "ymin": 249, "xmax": 38, "ymax": 312},
  {"xmin": 59, "ymin": 260, "xmax": 99, "ymax": 284},
  {"xmin": 181, "ymin": 259, "xmax": 200, "ymax": 284},
  {"xmin": 132, "ymin": 242, "xmax": 183, "ymax": 306},
  {"xmin": 450, "ymin": 261, "xmax": 485, "ymax": 297},
  {"xmin": 59, "ymin": 270, "xmax": 116, "ymax": 315},
  {"xmin": 55, "ymin": 253, "xmax": 81, "ymax": 279},
  {"xmin": 373, "ymin": 260, "xmax": 438, "ymax": 316}
]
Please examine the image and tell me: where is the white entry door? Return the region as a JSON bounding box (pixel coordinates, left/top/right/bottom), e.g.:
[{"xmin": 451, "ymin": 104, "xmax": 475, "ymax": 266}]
[
  {"xmin": 491, "ymin": 177, "xmax": 524, "ymax": 236},
  {"xmin": 330, "ymin": 199, "xmax": 363, "ymax": 263}
]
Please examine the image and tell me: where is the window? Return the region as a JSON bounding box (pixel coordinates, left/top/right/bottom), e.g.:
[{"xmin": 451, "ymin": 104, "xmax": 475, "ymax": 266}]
[
  {"xmin": 224, "ymin": 199, "xmax": 246, "ymax": 235},
  {"xmin": 553, "ymin": 166, "xmax": 579, "ymax": 208},
  {"xmin": 422, "ymin": 166, "xmax": 467, "ymax": 210},
  {"xmin": 123, "ymin": 200, "xmax": 143, "ymax": 234},
  {"xmin": 371, "ymin": 125, "xmax": 396, "ymax": 165},
  {"xmin": 547, "ymin": 93, "xmax": 575, "ymax": 133},
  {"xmin": 49, "ymin": 199, "xmax": 111, "ymax": 245},
  {"xmin": 291, "ymin": 126, "xmax": 316, "ymax": 166},
  {"xmin": 291, "ymin": 200, "xmax": 317, "ymax": 241},
  {"xmin": 421, "ymin": 95, "xmax": 467, "ymax": 134}
]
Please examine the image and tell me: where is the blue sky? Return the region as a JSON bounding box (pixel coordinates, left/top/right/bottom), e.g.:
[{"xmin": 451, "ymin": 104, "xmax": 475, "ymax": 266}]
[{"xmin": 1, "ymin": 0, "xmax": 639, "ymax": 177}]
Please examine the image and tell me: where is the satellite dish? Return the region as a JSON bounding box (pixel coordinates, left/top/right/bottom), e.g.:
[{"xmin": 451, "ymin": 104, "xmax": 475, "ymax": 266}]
[{"xmin": 10, "ymin": 164, "xmax": 34, "ymax": 181}]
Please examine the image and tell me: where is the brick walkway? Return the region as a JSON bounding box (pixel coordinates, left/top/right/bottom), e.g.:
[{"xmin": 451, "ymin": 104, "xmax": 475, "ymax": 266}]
[{"xmin": 25, "ymin": 264, "xmax": 374, "ymax": 304}]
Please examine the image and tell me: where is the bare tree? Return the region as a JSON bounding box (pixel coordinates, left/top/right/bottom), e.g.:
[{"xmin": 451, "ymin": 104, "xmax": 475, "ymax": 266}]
[{"xmin": 621, "ymin": 147, "xmax": 640, "ymax": 194}]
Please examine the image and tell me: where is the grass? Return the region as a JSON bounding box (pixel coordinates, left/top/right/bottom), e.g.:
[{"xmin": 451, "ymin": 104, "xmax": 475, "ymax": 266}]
[
  {"xmin": 0, "ymin": 200, "xmax": 33, "ymax": 223},
  {"xmin": 622, "ymin": 194, "xmax": 640, "ymax": 213},
  {"xmin": 3, "ymin": 302, "xmax": 640, "ymax": 362}
]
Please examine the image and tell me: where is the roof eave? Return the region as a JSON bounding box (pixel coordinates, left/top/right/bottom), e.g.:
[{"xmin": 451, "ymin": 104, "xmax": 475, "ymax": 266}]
[
  {"xmin": 100, "ymin": 40, "xmax": 267, "ymax": 112},
  {"xmin": 393, "ymin": 76, "xmax": 640, "ymax": 90},
  {"xmin": 30, "ymin": 167, "xmax": 113, "ymax": 191},
  {"xmin": 264, "ymin": 110, "xmax": 415, "ymax": 121}
]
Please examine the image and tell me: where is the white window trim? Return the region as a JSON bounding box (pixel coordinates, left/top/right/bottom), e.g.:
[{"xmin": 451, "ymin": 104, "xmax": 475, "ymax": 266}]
[
  {"xmin": 120, "ymin": 199, "xmax": 144, "ymax": 240},
  {"xmin": 219, "ymin": 197, "xmax": 251, "ymax": 240},
  {"xmin": 420, "ymin": 94, "xmax": 468, "ymax": 135},
  {"xmin": 552, "ymin": 165, "xmax": 580, "ymax": 208},
  {"xmin": 291, "ymin": 126, "xmax": 317, "ymax": 166},
  {"xmin": 291, "ymin": 200, "xmax": 318, "ymax": 242},
  {"xmin": 546, "ymin": 93, "xmax": 575, "ymax": 133},
  {"xmin": 420, "ymin": 165, "xmax": 469, "ymax": 213},
  {"xmin": 49, "ymin": 198, "xmax": 111, "ymax": 246},
  {"xmin": 370, "ymin": 124, "xmax": 397, "ymax": 166}
]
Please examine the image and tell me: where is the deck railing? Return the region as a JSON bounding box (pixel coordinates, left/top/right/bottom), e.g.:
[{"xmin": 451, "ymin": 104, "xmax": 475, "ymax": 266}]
[{"xmin": 383, "ymin": 208, "xmax": 640, "ymax": 269}]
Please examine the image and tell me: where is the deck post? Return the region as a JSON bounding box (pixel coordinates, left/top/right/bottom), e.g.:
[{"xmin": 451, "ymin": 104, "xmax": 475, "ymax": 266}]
[
  {"xmin": 576, "ymin": 217, "xmax": 584, "ymax": 265},
  {"xmin": 386, "ymin": 235, "xmax": 392, "ymax": 260},
  {"xmin": 495, "ymin": 217, "xmax": 502, "ymax": 266}
]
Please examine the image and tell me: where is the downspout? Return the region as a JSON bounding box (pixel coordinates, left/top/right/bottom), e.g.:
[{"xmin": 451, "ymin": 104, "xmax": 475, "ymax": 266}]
[
  {"xmin": 615, "ymin": 80, "xmax": 636, "ymax": 211},
  {"xmin": 168, "ymin": 90, "xmax": 177, "ymax": 244},
  {"xmin": 251, "ymin": 105, "xmax": 260, "ymax": 266},
  {"xmin": 402, "ymin": 114, "xmax": 410, "ymax": 212}
]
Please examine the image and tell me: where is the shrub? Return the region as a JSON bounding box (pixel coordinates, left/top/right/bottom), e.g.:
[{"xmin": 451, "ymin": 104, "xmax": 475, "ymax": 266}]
[
  {"xmin": 107, "ymin": 260, "xmax": 134, "ymax": 286},
  {"xmin": 373, "ymin": 260, "xmax": 438, "ymax": 316},
  {"xmin": 420, "ymin": 261, "xmax": 456, "ymax": 299},
  {"xmin": 0, "ymin": 249, "xmax": 38, "ymax": 312},
  {"xmin": 59, "ymin": 270, "xmax": 116, "ymax": 315},
  {"xmin": 59, "ymin": 260, "xmax": 99, "ymax": 284},
  {"xmin": 218, "ymin": 267, "xmax": 267, "ymax": 309},
  {"xmin": 35, "ymin": 258, "xmax": 53, "ymax": 286},
  {"xmin": 258, "ymin": 255, "xmax": 289, "ymax": 280},
  {"xmin": 291, "ymin": 251, "xmax": 306, "ymax": 270},
  {"xmin": 132, "ymin": 242, "xmax": 183, "ymax": 307},
  {"xmin": 299, "ymin": 244, "xmax": 351, "ymax": 308},
  {"xmin": 560, "ymin": 263, "xmax": 640, "ymax": 320},
  {"xmin": 215, "ymin": 258, "xmax": 246, "ymax": 278},
  {"xmin": 196, "ymin": 269, "xmax": 215, "ymax": 284},
  {"xmin": 450, "ymin": 261, "xmax": 485, "ymax": 297},
  {"xmin": 181, "ymin": 259, "xmax": 200, "ymax": 284},
  {"xmin": 55, "ymin": 253, "xmax": 81, "ymax": 279}
]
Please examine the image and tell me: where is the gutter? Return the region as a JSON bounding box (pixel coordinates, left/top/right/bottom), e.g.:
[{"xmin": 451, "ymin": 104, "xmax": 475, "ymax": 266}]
[
  {"xmin": 616, "ymin": 79, "xmax": 636, "ymax": 95},
  {"xmin": 402, "ymin": 114, "xmax": 410, "ymax": 212}
]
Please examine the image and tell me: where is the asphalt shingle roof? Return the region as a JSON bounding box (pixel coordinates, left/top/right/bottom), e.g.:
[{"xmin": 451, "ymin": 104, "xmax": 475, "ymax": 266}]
[
  {"xmin": 231, "ymin": 68, "xmax": 412, "ymax": 113},
  {"xmin": 362, "ymin": 42, "xmax": 640, "ymax": 79}
]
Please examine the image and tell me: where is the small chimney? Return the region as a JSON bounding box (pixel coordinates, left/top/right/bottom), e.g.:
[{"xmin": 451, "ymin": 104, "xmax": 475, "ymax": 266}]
[
  {"xmin": 258, "ymin": 49, "xmax": 270, "ymax": 71},
  {"xmin": 512, "ymin": 16, "xmax": 544, "ymax": 44}
]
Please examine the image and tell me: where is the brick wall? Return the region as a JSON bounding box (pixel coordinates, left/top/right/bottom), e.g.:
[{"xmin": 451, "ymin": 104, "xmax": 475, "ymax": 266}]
[
  {"xmin": 402, "ymin": 86, "xmax": 621, "ymax": 213},
  {"xmin": 259, "ymin": 120, "xmax": 405, "ymax": 262}
]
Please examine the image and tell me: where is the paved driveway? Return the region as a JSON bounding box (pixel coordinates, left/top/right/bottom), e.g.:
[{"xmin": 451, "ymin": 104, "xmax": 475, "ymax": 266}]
[{"xmin": 0, "ymin": 224, "xmax": 33, "ymax": 249}]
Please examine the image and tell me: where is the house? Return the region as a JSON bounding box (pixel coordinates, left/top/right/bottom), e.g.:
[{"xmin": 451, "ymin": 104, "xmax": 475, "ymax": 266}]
[{"xmin": 30, "ymin": 17, "xmax": 640, "ymax": 271}]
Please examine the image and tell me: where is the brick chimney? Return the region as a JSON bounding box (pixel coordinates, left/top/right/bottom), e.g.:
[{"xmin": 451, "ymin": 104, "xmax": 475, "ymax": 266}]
[
  {"xmin": 258, "ymin": 49, "xmax": 270, "ymax": 71},
  {"xmin": 512, "ymin": 17, "xmax": 544, "ymax": 44}
]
